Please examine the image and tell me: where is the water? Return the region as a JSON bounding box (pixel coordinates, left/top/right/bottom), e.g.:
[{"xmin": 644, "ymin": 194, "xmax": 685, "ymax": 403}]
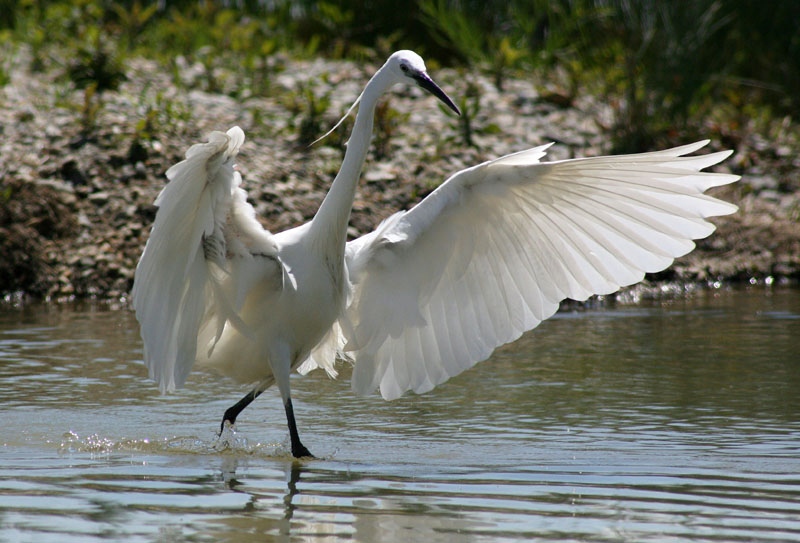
[{"xmin": 1, "ymin": 287, "xmax": 799, "ymax": 542}]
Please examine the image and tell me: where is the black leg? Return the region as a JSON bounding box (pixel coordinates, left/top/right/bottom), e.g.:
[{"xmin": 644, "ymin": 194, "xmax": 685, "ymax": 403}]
[
  {"xmin": 220, "ymin": 389, "xmax": 263, "ymax": 435},
  {"xmin": 284, "ymin": 398, "xmax": 313, "ymax": 458}
]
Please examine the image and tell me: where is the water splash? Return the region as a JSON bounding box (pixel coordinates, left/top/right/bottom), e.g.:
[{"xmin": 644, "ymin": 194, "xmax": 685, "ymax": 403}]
[{"xmin": 57, "ymin": 427, "xmax": 286, "ymax": 458}]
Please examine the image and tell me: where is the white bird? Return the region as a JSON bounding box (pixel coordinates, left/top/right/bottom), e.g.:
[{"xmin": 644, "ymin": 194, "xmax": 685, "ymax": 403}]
[{"xmin": 132, "ymin": 50, "xmax": 739, "ymax": 458}]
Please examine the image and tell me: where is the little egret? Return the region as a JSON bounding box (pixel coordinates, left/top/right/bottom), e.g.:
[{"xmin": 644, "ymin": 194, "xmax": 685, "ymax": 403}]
[{"xmin": 132, "ymin": 50, "xmax": 739, "ymax": 458}]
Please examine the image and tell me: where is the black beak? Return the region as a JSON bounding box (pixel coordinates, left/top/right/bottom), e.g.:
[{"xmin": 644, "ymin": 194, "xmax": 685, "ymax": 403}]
[{"xmin": 414, "ymin": 73, "xmax": 460, "ymax": 115}]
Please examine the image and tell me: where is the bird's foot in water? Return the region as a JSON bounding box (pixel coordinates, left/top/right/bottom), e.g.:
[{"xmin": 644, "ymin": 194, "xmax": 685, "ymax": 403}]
[
  {"xmin": 214, "ymin": 420, "xmax": 242, "ymax": 451},
  {"xmin": 291, "ymin": 441, "xmax": 315, "ymax": 459},
  {"xmin": 218, "ymin": 418, "xmax": 233, "ymax": 437}
]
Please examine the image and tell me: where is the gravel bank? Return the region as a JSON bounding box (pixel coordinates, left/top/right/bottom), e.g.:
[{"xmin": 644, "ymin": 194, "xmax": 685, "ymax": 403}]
[{"xmin": 2, "ymin": 53, "xmax": 798, "ymax": 302}]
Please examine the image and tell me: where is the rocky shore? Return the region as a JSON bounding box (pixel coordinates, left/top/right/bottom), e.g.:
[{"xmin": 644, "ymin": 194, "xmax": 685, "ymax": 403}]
[{"xmin": 2, "ymin": 53, "xmax": 798, "ymax": 303}]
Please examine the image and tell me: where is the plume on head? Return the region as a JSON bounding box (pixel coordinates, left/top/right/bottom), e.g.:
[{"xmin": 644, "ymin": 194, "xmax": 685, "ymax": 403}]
[{"xmin": 310, "ymin": 90, "xmax": 363, "ymax": 148}]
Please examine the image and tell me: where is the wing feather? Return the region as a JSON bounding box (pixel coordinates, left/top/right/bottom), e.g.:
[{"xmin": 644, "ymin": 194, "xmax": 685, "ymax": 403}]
[
  {"xmin": 132, "ymin": 127, "xmax": 283, "ymax": 392},
  {"xmin": 345, "ymin": 141, "xmax": 739, "ymax": 400}
]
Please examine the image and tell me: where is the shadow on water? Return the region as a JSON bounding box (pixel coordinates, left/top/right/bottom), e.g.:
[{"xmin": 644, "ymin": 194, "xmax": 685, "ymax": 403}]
[{"xmin": 1, "ymin": 287, "xmax": 800, "ymax": 541}]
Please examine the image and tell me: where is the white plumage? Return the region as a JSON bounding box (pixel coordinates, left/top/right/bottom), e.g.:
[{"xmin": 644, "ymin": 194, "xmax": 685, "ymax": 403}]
[
  {"xmin": 339, "ymin": 141, "xmax": 738, "ymax": 400},
  {"xmin": 132, "ymin": 51, "xmax": 739, "ymax": 457}
]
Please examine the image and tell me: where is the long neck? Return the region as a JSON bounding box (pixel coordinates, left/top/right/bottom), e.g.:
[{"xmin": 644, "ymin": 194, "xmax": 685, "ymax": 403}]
[{"xmin": 308, "ymin": 67, "xmax": 393, "ymax": 254}]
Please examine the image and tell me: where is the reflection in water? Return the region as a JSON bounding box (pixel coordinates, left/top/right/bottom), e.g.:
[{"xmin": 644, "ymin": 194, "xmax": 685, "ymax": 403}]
[
  {"xmin": 206, "ymin": 458, "xmax": 482, "ymax": 542},
  {"xmin": 1, "ymin": 288, "xmax": 800, "ymax": 542},
  {"xmin": 283, "ymin": 462, "xmax": 300, "ymax": 526}
]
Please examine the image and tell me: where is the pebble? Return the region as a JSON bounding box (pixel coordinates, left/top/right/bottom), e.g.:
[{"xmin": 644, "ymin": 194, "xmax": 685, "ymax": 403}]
[{"xmin": 88, "ymin": 191, "xmax": 110, "ymax": 203}]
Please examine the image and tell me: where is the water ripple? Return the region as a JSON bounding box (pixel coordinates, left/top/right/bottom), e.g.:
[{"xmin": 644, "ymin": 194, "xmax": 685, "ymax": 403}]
[{"xmin": 1, "ymin": 290, "xmax": 800, "ymax": 541}]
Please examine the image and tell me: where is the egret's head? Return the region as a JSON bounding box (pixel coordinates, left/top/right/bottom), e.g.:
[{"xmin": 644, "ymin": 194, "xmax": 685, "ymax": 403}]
[{"xmin": 388, "ymin": 50, "xmax": 460, "ymax": 115}]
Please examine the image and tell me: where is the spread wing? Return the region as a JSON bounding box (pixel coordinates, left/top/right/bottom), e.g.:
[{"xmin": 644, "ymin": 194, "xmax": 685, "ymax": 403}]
[
  {"xmin": 344, "ymin": 141, "xmax": 739, "ymax": 400},
  {"xmin": 132, "ymin": 127, "xmax": 283, "ymax": 392}
]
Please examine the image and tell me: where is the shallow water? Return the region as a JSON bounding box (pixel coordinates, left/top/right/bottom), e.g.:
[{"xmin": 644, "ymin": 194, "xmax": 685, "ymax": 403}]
[{"xmin": 1, "ymin": 287, "xmax": 799, "ymax": 542}]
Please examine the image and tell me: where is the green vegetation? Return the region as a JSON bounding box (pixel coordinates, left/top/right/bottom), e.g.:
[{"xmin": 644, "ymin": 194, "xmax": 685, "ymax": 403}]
[
  {"xmin": 440, "ymin": 76, "xmax": 483, "ymax": 148},
  {"xmin": 283, "ymin": 83, "xmax": 333, "ymax": 147},
  {"xmin": 373, "ymin": 101, "xmax": 409, "ymax": 159},
  {"xmin": 1, "ymin": 0, "xmax": 798, "ymax": 152}
]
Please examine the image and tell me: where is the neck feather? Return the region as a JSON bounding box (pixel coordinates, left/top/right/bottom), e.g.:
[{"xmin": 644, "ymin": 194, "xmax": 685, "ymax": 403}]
[{"xmin": 308, "ymin": 66, "xmax": 394, "ymax": 253}]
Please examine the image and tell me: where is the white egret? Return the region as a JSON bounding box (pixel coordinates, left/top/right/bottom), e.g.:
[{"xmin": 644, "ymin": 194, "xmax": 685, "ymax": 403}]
[{"xmin": 132, "ymin": 50, "xmax": 739, "ymax": 458}]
